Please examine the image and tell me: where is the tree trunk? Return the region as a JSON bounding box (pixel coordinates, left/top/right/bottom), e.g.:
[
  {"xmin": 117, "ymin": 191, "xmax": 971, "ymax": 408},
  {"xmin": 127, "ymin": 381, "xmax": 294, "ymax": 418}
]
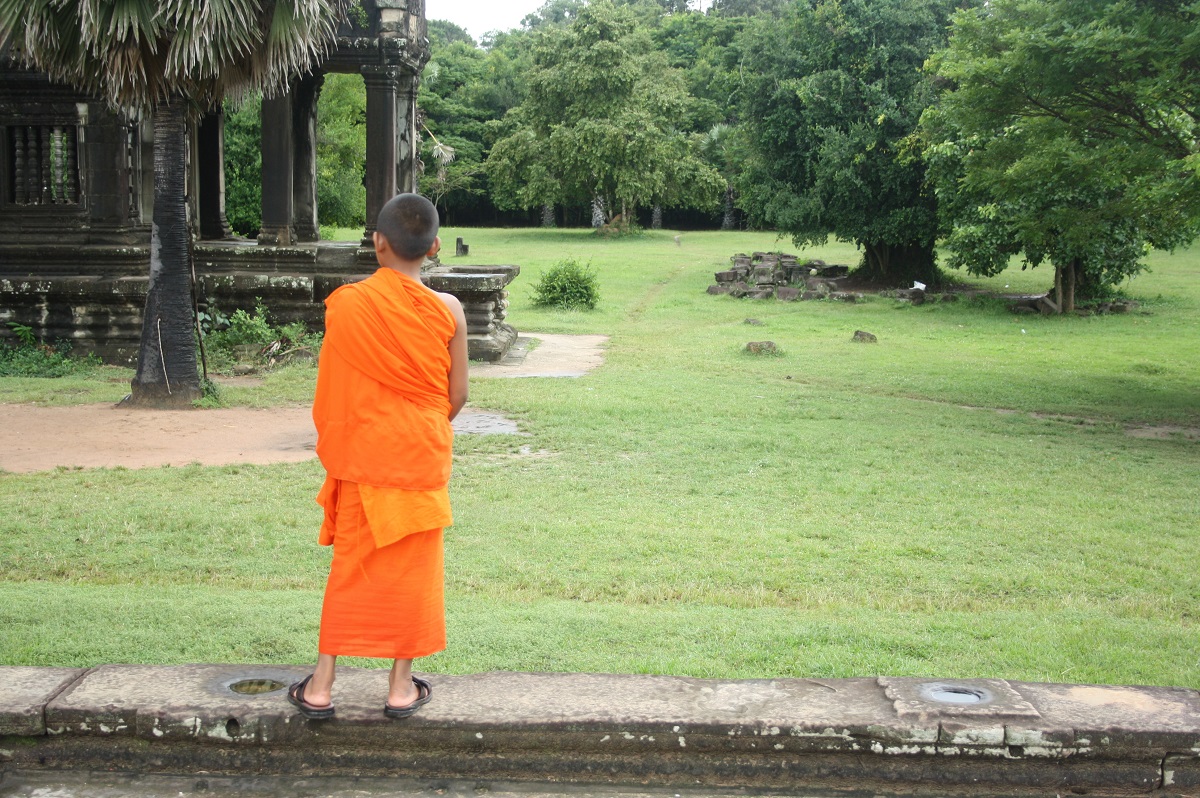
[
  {"xmin": 541, "ymin": 202, "xmax": 555, "ymax": 228},
  {"xmin": 126, "ymin": 97, "xmax": 201, "ymax": 407},
  {"xmin": 651, "ymin": 205, "xmax": 663, "ymax": 230},
  {"xmin": 721, "ymin": 184, "xmax": 736, "ymax": 230},
  {"xmin": 591, "ymin": 196, "xmax": 605, "ymax": 228},
  {"xmin": 1064, "ymin": 258, "xmax": 1077, "ymax": 313},
  {"xmin": 1054, "ymin": 265, "xmax": 1064, "ymax": 311}
]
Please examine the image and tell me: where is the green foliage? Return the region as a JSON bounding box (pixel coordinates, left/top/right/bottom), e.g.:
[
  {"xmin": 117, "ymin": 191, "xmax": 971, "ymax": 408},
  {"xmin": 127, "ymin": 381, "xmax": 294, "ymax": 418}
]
[
  {"xmin": 203, "ymin": 303, "xmax": 323, "ymax": 369},
  {"xmin": 922, "ymin": 0, "xmax": 1200, "ymax": 301},
  {"xmin": 315, "ymin": 73, "xmax": 367, "ymax": 229},
  {"xmin": 530, "ymin": 258, "xmax": 600, "ymax": 310},
  {"xmin": 486, "ymin": 1, "xmax": 723, "ymax": 221},
  {"xmin": 223, "ymin": 96, "xmax": 262, "ymax": 237},
  {"xmin": 736, "ymin": 0, "xmax": 962, "ymax": 285},
  {"xmin": 0, "ymin": 332, "xmax": 99, "ymax": 378}
]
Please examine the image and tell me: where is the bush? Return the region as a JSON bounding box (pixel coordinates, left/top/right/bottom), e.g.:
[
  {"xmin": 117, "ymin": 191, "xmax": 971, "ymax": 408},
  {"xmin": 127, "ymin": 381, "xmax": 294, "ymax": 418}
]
[
  {"xmin": 202, "ymin": 303, "xmax": 323, "ymax": 370},
  {"xmin": 0, "ymin": 323, "xmax": 100, "ymax": 377},
  {"xmin": 530, "ymin": 258, "xmax": 600, "ymax": 310}
]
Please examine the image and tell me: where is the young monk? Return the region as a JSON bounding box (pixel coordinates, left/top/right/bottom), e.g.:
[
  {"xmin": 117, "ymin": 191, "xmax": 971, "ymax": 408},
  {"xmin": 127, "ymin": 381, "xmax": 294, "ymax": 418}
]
[{"xmin": 288, "ymin": 193, "xmax": 468, "ymax": 720}]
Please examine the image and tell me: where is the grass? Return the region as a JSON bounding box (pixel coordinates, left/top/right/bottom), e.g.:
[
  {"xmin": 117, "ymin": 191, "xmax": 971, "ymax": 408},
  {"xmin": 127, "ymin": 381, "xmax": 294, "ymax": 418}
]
[{"xmin": 1, "ymin": 229, "xmax": 1197, "ymax": 688}]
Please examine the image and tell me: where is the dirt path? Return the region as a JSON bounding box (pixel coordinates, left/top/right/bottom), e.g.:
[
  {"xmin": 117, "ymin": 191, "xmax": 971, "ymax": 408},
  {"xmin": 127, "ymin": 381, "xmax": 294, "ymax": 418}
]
[{"xmin": 0, "ymin": 333, "xmax": 605, "ymax": 474}]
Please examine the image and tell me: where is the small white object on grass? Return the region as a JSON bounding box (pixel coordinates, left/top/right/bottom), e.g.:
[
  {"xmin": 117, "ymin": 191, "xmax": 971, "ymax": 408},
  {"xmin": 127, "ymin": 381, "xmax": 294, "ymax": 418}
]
[
  {"xmin": 674, "ymin": 235, "xmax": 682, "ymax": 246},
  {"xmin": 912, "ymin": 281, "xmax": 926, "ymax": 291},
  {"xmin": 1021, "ymin": 329, "xmax": 1027, "ymax": 334}
]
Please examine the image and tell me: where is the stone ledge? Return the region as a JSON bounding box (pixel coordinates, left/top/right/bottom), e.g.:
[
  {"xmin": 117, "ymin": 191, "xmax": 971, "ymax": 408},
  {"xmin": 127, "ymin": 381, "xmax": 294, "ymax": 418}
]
[{"xmin": 2, "ymin": 666, "xmax": 1198, "ymax": 795}]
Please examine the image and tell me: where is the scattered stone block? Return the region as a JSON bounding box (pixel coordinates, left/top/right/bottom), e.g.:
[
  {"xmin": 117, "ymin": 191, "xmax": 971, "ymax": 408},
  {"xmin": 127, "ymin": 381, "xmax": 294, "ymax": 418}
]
[
  {"xmin": 852, "ymin": 330, "xmax": 878, "ymax": 343},
  {"xmin": 941, "ymin": 293, "xmax": 960, "ymax": 302},
  {"xmin": 751, "ymin": 266, "xmax": 776, "ymax": 285},
  {"xmin": 776, "ymin": 287, "xmax": 801, "ymax": 301},
  {"xmin": 801, "ymin": 291, "xmax": 824, "ymax": 301},
  {"xmin": 829, "ymin": 292, "xmax": 858, "ymax": 303},
  {"xmin": 455, "ymin": 237, "xmax": 469, "ymax": 257},
  {"xmin": 714, "ymin": 270, "xmax": 739, "ymax": 283},
  {"xmin": 748, "ymin": 288, "xmax": 775, "ymax": 300},
  {"xmin": 707, "ymin": 284, "xmax": 731, "ymax": 295},
  {"xmin": 729, "ymin": 281, "xmax": 750, "ymax": 298},
  {"xmin": 745, "ymin": 341, "xmax": 778, "ymax": 354},
  {"xmin": 744, "ymin": 318, "xmax": 764, "ymax": 326},
  {"xmin": 805, "ymin": 277, "xmax": 833, "ymax": 294},
  {"xmin": 1036, "ymin": 296, "xmax": 1060, "ymax": 315}
]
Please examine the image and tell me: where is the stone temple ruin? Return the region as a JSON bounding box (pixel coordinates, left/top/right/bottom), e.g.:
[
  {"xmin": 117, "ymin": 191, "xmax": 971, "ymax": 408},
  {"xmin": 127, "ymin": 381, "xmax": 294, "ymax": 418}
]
[
  {"xmin": 707, "ymin": 252, "xmax": 859, "ymax": 302},
  {"xmin": 0, "ymin": 1, "xmax": 518, "ymax": 363}
]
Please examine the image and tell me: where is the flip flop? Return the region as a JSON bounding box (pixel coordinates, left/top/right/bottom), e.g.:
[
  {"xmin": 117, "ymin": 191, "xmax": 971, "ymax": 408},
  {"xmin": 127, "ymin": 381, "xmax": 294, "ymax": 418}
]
[
  {"xmin": 287, "ymin": 674, "xmax": 336, "ymax": 720},
  {"xmin": 384, "ymin": 676, "xmax": 433, "ymax": 719}
]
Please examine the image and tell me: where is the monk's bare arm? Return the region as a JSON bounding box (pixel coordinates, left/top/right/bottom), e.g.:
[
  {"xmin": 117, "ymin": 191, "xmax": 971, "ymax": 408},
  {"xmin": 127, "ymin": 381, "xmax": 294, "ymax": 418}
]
[{"xmin": 437, "ymin": 292, "xmax": 469, "ymax": 420}]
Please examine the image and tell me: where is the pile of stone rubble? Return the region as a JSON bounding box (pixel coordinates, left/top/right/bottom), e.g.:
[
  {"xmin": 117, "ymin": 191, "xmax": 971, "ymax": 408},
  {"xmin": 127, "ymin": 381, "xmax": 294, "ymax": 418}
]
[{"xmin": 706, "ymin": 252, "xmax": 859, "ymax": 301}]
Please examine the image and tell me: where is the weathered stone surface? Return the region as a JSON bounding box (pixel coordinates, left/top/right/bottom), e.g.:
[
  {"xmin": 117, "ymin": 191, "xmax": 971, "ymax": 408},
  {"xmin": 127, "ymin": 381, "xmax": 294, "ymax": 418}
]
[
  {"xmin": 801, "ymin": 291, "xmax": 823, "ymax": 301},
  {"xmin": 728, "ymin": 281, "xmax": 749, "ymax": 299},
  {"xmin": 743, "ymin": 319, "xmax": 764, "ymax": 326},
  {"xmin": 745, "ymin": 341, "xmax": 777, "ymax": 354},
  {"xmin": 706, "ymin": 284, "xmax": 731, "ymax": 296},
  {"xmin": 880, "ymin": 678, "xmax": 1041, "ymax": 723},
  {"xmin": 1012, "ymin": 681, "xmax": 1200, "ymax": 752},
  {"xmin": 828, "ymin": 292, "xmax": 858, "ymax": 303},
  {"xmin": 852, "ymin": 330, "xmax": 877, "ymax": 343},
  {"xmin": 775, "ymin": 287, "xmax": 800, "ymax": 302},
  {"xmin": 1037, "ymin": 295, "xmax": 1060, "ymax": 315},
  {"xmin": 747, "ymin": 288, "xmax": 774, "ymax": 300},
  {"xmin": 750, "ymin": 266, "xmax": 775, "ymax": 285},
  {"xmin": 0, "ymin": 666, "xmax": 84, "ymax": 736},
  {"xmin": 3, "ymin": 667, "xmax": 1198, "ymax": 793},
  {"xmin": 714, "ymin": 270, "xmax": 739, "ymax": 283}
]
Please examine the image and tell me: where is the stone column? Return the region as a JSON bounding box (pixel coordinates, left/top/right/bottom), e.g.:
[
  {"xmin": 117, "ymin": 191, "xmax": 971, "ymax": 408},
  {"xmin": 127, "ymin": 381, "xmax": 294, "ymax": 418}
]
[
  {"xmin": 361, "ymin": 65, "xmax": 399, "ymax": 245},
  {"xmin": 396, "ymin": 72, "xmax": 420, "ymax": 195},
  {"xmin": 196, "ymin": 109, "xmax": 232, "ymax": 240},
  {"xmin": 258, "ymin": 92, "xmax": 294, "ymax": 246},
  {"xmin": 291, "ymin": 73, "xmax": 324, "ymax": 243}
]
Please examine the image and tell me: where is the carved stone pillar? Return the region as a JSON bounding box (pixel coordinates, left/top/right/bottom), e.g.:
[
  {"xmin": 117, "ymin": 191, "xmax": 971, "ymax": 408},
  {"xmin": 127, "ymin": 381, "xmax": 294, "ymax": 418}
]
[
  {"xmin": 196, "ymin": 109, "xmax": 232, "ymax": 240},
  {"xmin": 361, "ymin": 65, "xmax": 399, "ymax": 245},
  {"xmin": 396, "ymin": 72, "xmax": 420, "ymax": 196},
  {"xmin": 291, "ymin": 73, "xmax": 324, "ymax": 243},
  {"xmin": 258, "ymin": 92, "xmax": 294, "ymax": 246}
]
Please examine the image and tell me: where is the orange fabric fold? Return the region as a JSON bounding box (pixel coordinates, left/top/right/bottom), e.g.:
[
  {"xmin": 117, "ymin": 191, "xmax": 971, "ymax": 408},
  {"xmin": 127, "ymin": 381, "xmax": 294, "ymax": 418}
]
[
  {"xmin": 318, "ymin": 480, "xmax": 446, "ymax": 659},
  {"xmin": 313, "ymin": 267, "xmax": 457, "ymax": 491},
  {"xmin": 317, "ymin": 474, "xmax": 451, "ymax": 549}
]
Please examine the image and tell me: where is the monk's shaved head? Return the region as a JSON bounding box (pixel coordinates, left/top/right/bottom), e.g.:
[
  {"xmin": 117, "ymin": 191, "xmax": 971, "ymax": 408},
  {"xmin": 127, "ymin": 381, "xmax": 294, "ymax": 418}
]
[{"xmin": 377, "ymin": 194, "xmax": 439, "ymax": 260}]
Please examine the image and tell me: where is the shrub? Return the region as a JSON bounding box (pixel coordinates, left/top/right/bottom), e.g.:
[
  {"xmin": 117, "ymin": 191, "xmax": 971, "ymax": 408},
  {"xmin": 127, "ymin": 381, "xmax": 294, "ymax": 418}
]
[
  {"xmin": 530, "ymin": 258, "xmax": 600, "ymax": 310},
  {"xmin": 1, "ymin": 323, "xmax": 100, "ymax": 377},
  {"xmin": 202, "ymin": 303, "xmax": 322, "ymax": 370}
]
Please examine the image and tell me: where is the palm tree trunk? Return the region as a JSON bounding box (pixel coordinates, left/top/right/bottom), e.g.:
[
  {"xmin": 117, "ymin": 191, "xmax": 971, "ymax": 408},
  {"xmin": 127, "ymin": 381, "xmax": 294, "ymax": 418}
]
[
  {"xmin": 126, "ymin": 97, "xmax": 201, "ymax": 407},
  {"xmin": 541, "ymin": 202, "xmax": 555, "ymax": 228},
  {"xmin": 721, "ymin": 184, "xmax": 736, "ymax": 230}
]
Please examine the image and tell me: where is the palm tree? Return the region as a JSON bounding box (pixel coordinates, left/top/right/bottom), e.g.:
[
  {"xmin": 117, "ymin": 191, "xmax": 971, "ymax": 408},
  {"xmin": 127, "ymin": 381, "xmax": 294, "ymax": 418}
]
[
  {"xmin": 701, "ymin": 123, "xmax": 739, "ymax": 231},
  {"xmin": 0, "ymin": 0, "xmax": 345, "ymax": 406}
]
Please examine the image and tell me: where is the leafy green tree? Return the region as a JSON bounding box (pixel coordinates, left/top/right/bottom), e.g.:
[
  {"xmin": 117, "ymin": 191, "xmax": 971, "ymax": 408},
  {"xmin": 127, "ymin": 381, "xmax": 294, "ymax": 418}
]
[
  {"xmin": 736, "ymin": 0, "xmax": 963, "ymax": 285},
  {"xmin": 0, "ymin": 0, "xmax": 344, "ymax": 406},
  {"xmin": 923, "ymin": 0, "xmax": 1200, "ymax": 311},
  {"xmin": 315, "ymin": 73, "xmax": 366, "ymax": 229},
  {"xmin": 486, "ymin": 1, "xmax": 722, "ymax": 225}
]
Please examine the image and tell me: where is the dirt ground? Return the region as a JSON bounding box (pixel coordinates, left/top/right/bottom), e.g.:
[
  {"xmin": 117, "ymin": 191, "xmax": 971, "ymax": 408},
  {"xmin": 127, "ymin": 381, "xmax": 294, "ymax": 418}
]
[{"xmin": 0, "ymin": 334, "xmax": 605, "ymax": 474}]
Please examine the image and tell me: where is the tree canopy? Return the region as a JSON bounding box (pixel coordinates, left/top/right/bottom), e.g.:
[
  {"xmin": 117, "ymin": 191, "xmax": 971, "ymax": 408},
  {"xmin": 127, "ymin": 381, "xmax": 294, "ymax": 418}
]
[
  {"xmin": 485, "ymin": 0, "xmax": 723, "ymax": 224},
  {"xmin": 736, "ymin": 0, "xmax": 964, "ymax": 284},
  {"xmin": 922, "ymin": 0, "xmax": 1200, "ymax": 309}
]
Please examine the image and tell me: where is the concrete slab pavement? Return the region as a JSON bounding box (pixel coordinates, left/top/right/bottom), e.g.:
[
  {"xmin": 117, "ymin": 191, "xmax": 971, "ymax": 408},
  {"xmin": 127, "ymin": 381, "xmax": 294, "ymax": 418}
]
[{"xmin": 2, "ymin": 666, "xmax": 1198, "ymax": 796}]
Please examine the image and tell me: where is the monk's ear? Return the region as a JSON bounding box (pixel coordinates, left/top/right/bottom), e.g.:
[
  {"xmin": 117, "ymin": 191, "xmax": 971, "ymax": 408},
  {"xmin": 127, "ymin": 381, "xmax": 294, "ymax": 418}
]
[
  {"xmin": 373, "ymin": 231, "xmax": 391, "ymax": 256},
  {"xmin": 426, "ymin": 236, "xmax": 441, "ymax": 259}
]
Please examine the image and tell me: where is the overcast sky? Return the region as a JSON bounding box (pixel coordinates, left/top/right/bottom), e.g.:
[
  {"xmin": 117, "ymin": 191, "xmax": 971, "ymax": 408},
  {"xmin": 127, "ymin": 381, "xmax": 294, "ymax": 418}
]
[
  {"xmin": 427, "ymin": 0, "xmax": 714, "ymax": 43},
  {"xmin": 426, "ymin": 0, "xmax": 549, "ymax": 41}
]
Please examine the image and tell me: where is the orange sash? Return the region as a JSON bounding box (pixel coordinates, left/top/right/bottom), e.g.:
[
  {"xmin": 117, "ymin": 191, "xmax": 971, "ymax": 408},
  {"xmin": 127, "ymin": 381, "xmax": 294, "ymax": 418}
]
[{"xmin": 313, "ymin": 268, "xmax": 456, "ymax": 491}]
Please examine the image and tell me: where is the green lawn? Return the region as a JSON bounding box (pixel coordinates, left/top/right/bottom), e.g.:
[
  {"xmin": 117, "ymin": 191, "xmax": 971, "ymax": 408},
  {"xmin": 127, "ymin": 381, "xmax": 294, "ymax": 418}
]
[{"xmin": 2, "ymin": 228, "xmax": 1197, "ymax": 688}]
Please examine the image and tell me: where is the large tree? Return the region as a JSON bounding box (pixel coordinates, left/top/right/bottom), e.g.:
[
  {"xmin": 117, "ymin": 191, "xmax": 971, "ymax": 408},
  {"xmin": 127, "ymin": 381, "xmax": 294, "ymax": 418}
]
[
  {"xmin": 736, "ymin": 0, "xmax": 965, "ymax": 285},
  {"xmin": 922, "ymin": 0, "xmax": 1200, "ymax": 311},
  {"xmin": 0, "ymin": 0, "xmax": 344, "ymax": 406},
  {"xmin": 486, "ymin": 1, "xmax": 722, "ymax": 225}
]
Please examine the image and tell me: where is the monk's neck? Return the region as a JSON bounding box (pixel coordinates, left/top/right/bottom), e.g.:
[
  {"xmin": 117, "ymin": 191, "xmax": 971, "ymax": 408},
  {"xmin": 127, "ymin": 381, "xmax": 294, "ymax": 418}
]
[{"xmin": 380, "ymin": 262, "xmax": 424, "ymax": 282}]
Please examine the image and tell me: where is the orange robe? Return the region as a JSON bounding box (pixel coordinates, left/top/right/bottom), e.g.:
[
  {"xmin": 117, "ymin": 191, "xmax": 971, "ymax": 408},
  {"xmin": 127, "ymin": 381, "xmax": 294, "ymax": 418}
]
[{"xmin": 312, "ymin": 267, "xmax": 456, "ymax": 659}]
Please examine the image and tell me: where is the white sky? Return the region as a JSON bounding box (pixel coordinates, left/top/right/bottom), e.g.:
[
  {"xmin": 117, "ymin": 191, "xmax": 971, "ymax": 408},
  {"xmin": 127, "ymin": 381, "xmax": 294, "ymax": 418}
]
[
  {"xmin": 427, "ymin": 0, "xmax": 715, "ymax": 43},
  {"xmin": 426, "ymin": 0, "xmax": 549, "ymax": 41}
]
